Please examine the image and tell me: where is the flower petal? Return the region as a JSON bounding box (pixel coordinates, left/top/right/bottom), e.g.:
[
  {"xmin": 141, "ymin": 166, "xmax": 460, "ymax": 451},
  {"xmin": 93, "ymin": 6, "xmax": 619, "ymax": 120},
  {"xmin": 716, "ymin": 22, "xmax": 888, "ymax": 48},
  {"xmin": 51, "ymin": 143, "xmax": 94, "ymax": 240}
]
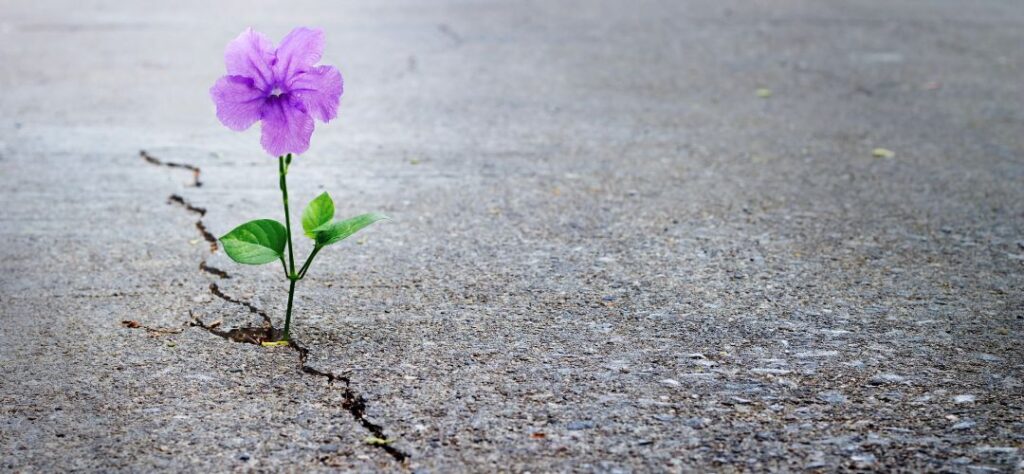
[
  {"xmin": 288, "ymin": 65, "xmax": 343, "ymax": 122},
  {"xmin": 210, "ymin": 75, "xmax": 266, "ymax": 131},
  {"xmin": 259, "ymin": 96, "xmax": 314, "ymax": 156},
  {"xmin": 274, "ymin": 27, "xmax": 325, "ymax": 83},
  {"xmin": 224, "ymin": 28, "xmax": 276, "ymax": 90}
]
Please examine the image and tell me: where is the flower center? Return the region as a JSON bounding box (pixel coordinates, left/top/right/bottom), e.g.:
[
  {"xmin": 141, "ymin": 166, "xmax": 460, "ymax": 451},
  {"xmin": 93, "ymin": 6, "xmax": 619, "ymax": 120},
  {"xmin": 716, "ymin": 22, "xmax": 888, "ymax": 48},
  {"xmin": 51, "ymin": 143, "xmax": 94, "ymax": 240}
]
[{"xmin": 269, "ymin": 86, "xmax": 285, "ymax": 98}]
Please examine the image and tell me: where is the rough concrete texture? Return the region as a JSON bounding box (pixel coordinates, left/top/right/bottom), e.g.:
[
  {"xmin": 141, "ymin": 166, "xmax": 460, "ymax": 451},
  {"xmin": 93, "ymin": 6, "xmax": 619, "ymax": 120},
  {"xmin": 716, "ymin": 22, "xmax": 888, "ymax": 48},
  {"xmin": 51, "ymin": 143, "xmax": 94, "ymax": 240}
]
[{"xmin": 2, "ymin": 0, "xmax": 1023, "ymax": 472}]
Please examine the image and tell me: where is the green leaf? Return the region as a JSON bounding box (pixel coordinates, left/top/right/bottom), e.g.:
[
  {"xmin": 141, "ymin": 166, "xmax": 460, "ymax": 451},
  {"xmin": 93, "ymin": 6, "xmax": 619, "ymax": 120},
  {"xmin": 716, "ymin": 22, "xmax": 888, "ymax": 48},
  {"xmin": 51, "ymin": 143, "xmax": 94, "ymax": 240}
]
[
  {"xmin": 219, "ymin": 219, "xmax": 287, "ymax": 265},
  {"xmin": 364, "ymin": 436, "xmax": 392, "ymax": 445},
  {"xmin": 301, "ymin": 192, "xmax": 335, "ymax": 238},
  {"xmin": 313, "ymin": 213, "xmax": 388, "ymax": 247},
  {"xmin": 872, "ymin": 147, "xmax": 896, "ymax": 159}
]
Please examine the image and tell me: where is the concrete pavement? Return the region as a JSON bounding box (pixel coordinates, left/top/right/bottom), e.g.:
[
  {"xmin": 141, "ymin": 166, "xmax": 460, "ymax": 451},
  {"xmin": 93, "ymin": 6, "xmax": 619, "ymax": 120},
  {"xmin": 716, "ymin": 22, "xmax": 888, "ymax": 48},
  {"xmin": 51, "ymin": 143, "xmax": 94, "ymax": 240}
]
[{"xmin": 2, "ymin": 0, "xmax": 1023, "ymax": 471}]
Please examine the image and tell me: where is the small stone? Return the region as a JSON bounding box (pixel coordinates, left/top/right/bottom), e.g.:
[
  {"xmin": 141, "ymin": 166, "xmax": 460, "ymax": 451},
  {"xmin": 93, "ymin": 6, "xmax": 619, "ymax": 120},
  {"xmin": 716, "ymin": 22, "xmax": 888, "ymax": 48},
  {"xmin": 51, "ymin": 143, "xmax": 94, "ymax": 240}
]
[
  {"xmin": 975, "ymin": 353, "xmax": 1004, "ymax": 363},
  {"xmin": 953, "ymin": 394, "xmax": 976, "ymax": 404},
  {"xmin": 754, "ymin": 431, "xmax": 774, "ymax": 441},
  {"xmin": 750, "ymin": 368, "xmax": 791, "ymax": 375},
  {"xmin": 684, "ymin": 417, "xmax": 708, "ymax": 429},
  {"xmin": 818, "ymin": 391, "xmax": 848, "ymax": 404},
  {"xmin": 795, "ymin": 350, "xmax": 839, "ymax": 358},
  {"xmin": 318, "ymin": 444, "xmax": 339, "ymax": 453},
  {"xmin": 660, "ymin": 378, "xmax": 681, "ymax": 386},
  {"xmin": 238, "ymin": 453, "xmax": 251, "ymax": 461},
  {"xmin": 851, "ymin": 453, "xmax": 877, "ymax": 467},
  {"xmin": 952, "ymin": 420, "xmax": 977, "ymax": 430},
  {"xmin": 678, "ymin": 372, "xmax": 716, "ymax": 378},
  {"xmin": 845, "ymin": 360, "xmax": 866, "ymax": 369},
  {"xmin": 566, "ymin": 421, "xmax": 594, "ymax": 431},
  {"xmin": 867, "ymin": 373, "xmax": 906, "ymax": 385},
  {"xmin": 975, "ymin": 446, "xmax": 1018, "ymax": 454},
  {"xmin": 965, "ymin": 466, "xmax": 1001, "ymax": 473}
]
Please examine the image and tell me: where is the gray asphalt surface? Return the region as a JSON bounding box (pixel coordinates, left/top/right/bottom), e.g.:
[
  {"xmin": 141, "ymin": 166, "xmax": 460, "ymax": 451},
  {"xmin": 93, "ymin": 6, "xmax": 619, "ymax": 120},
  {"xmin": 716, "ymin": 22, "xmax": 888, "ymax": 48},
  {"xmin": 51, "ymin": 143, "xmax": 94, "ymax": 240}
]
[{"xmin": 1, "ymin": 0, "xmax": 1023, "ymax": 472}]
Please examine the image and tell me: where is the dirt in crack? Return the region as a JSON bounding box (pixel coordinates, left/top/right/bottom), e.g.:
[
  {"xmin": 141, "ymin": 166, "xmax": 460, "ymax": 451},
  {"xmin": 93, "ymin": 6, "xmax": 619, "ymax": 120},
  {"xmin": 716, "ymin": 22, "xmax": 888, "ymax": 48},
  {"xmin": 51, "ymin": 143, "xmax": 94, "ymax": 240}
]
[
  {"xmin": 168, "ymin": 194, "xmax": 206, "ymax": 215},
  {"xmin": 191, "ymin": 313, "xmax": 281, "ymax": 344},
  {"xmin": 199, "ymin": 260, "xmax": 230, "ymax": 279},
  {"xmin": 143, "ymin": 149, "xmax": 410, "ymax": 465}
]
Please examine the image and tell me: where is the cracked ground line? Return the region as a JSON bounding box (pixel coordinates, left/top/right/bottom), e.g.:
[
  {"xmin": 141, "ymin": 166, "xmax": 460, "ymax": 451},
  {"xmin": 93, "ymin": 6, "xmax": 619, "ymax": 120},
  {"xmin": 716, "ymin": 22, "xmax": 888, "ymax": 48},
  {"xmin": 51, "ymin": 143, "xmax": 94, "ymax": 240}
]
[{"xmin": 139, "ymin": 150, "xmax": 411, "ymax": 464}]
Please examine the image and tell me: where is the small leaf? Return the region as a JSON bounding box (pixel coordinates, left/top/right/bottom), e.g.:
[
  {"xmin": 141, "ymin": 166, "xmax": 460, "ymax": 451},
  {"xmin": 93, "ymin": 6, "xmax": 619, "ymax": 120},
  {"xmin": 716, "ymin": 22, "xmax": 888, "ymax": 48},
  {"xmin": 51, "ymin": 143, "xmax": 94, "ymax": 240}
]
[
  {"xmin": 364, "ymin": 436, "xmax": 391, "ymax": 445},
  {"xmin": 261, "ymin": 341, "xmax": 290, "ymax": 347},
  {"xmin": 301, "ymin": 192, "xmax": 335, "ymax": 238},
  {"xmin": 756, "ymin": 88, "xmax": 773, "ymax": 98},
  {"xmin": 872, "ymin": 147, "xmax": 895, "ymax": 159},
  {"xmin": 220, "ymin": 219, "xmax": 287, "ymax": 265},
  {"xmin": 314, "ymin": 213, "xmax": 388, "ymax": 247}
]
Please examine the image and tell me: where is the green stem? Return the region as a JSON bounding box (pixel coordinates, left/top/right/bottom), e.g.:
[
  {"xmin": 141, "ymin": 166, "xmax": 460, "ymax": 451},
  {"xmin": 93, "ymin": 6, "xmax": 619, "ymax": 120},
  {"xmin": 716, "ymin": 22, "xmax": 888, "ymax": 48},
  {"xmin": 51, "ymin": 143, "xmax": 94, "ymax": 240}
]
[
  {"xmin": 297, "ymin": 245, "xmax": 322, "ymax": 280},
  {"xmin": 279, "ymin": 155, "xmax": 296, "ymax": 275},
  {"xmin": 278, "ymin": 154, "xmax": 297, "ymax": 341},
  {"xmin": 282, "ymin": 278, "xmax": 296, "ymax": 340}
]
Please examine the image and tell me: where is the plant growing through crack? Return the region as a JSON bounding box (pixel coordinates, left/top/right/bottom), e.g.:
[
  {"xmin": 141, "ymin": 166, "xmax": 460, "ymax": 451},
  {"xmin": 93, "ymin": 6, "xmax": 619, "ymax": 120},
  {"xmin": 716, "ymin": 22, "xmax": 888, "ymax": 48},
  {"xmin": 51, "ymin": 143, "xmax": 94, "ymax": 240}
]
[{"xmin": 210, "ymin": 27, "xmax": 386, "ymax": 343}]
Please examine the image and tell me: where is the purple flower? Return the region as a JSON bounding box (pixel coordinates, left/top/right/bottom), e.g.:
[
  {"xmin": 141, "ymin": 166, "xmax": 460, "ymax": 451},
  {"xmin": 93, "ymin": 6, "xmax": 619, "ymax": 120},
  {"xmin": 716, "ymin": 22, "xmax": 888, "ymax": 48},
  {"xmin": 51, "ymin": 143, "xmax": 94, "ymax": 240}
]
[{"xmin": 210, "ymin": 27, "xmax": 343, "ymax": 156}]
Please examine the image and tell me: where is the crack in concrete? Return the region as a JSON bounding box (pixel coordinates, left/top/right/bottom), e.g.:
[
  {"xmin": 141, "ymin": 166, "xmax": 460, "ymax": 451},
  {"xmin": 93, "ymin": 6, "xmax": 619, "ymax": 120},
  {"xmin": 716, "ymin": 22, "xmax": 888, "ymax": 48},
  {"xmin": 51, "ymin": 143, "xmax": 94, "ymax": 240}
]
[
  {"xmin": 167, "ymin": 194, "xmax": 218, "ymax": 252},
  {"xmin": 142, "ymin": 150, "xmax": 202, "ymax": 187},
  {"xmin": 291, "ymin": 339, "xmax": 410, "ymax": 463},
  {"xmin": 199, "ymin": 260, "xmax": 230, "ymax": 279},
  {"xmin": 122, "ymin": 319, "xmax": 186, "ymax": 335},
  {"xmin": 194, "ymin": 221, "xmax": 219, "ymax": 253},
  {"xmin": 190, "ymin": 312, "xmax": 278, "ymax": 344},
  {"xmin": 436, "ymin": 23, "xmax": 463, "ymax": 46},
  {"xmin": 167, "ymin": 193, "xmax": 206, "ymax": 215},
  {"xmin": 141, "ymin": 149, "xmax": 410, "ymax": 466},
  {"xmin": 208, "ymin": 282, "xmax": 272, "ymax": 328}
]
